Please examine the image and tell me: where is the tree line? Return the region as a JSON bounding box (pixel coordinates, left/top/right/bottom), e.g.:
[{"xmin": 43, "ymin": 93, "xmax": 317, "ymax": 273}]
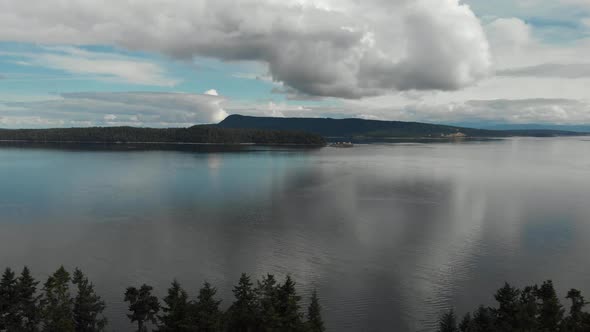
[
  {"xmin": 438, "ymin": 280, "xmax": 590, "ymax": 332},
  {"xmin": 0, "ymin": 266, "xmax": 325, "ymax": 332},
  {"xmin": 0, "ymin": 125, "xmax": 326, "ymax": 146}
]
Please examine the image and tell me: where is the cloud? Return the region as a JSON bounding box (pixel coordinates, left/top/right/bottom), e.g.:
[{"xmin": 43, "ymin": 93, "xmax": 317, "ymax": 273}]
[
  {"xmin": 3, "ymin": 90, "xmax": 590, "ymax": 128},
  {"xmin": 326, "ymin": 98, "xmax": 590, "ymax": 125},
  {"xmin": 232, "ymin": 72, "xmax": 272, "ymax": 82},
  {"xmin": 0, "ymin": 92, "xmax": 227, "ymax": 128},
  {"xmin": 12, "ymin": 46, "xmax": 179, "ymax": 86},
  {"xmin": 562, "ymin": 0, "xmax": 590, "ymax": 6},
  {"xmin": 484, "ymin": 17, "xmax": 590, "ymax": 67},
  {"xmin": 429, "ymin": 99, "xmax": 590, "ymax": 124},
  {"xmin": 498, "ymin": 63, "xmax": 590, "ymax": 78},
  {"xmin": 0, "ymin": 0, "xmax": 492, "ymax": 98},
  {"xmin": 216, "ymin": 86, "xmax": 590, "ymax": 125},
  {"xmin": 485, "ymin": 18, "xmax": 533, "ymax": 53}
]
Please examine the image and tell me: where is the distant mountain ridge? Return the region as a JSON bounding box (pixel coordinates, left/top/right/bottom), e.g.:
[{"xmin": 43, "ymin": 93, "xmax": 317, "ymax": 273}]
[{"xmin": 218, "ymin": 115, "xmax": 586, "ymax": 140}]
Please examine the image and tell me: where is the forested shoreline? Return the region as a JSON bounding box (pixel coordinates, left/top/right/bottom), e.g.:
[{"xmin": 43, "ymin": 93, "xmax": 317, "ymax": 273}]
[
  {"xmin": 437, "ymin": 281, "xmax": 590, "ymax": 332},
  {"xmin": 0, "ymin": 266, "xmax": 325, "ymax": 332},
  {"xmin": 0, "ymin": 126, "xmax": 326, "ymax": 146}
]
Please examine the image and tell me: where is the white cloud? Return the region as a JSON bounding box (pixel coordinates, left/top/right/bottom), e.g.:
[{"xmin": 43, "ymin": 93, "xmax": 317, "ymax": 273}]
[
  {"xmin": 562, "ymin": 0, "xmax": 590, "ymax": 6},
  {"xmin": 385, "ymin": 98, "xmax": 590, "ymax": 125},
  {"xmin": 2, "ymin": 0, "xmax": 590, "ymax": 126},
  {"xmin": 261, "ymin": 98, "xmax": 590, "ymax": 125},
  {"xmin": 485, "ymin": 18, "xmax": 533, "ymax": 57},
  {"xmin": 497, "ymin": 63, "xmax": 590, "ymax": 78},
  {"xmin": 483, "ymin": 17, "xmax": 590, "ymax": 72},
  {"xmin": 0, "ymin": 92, "xmax": 228, "ymax": 128},
  {"xmin": 21, "ymin": 46, "xmax": 179, "ymax": 86},
  {"xmin": 0, "ymin": 0, "xmax": 492, "ymax": 98},
  {"xmin": 307, "ymin": 15, "xmax": 590, "ymax": 125}
]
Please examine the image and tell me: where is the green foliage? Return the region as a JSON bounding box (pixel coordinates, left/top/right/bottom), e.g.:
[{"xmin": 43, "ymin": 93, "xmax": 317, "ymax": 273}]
[
  {"xmin": 449, "ymin": 280, "xmax": 590, "ymax": 332},
  {"xmin": 516, "ymin": 285, "xmax": 538, "ymax": 330},
  {"xmin": 276, "ymin": 276, "xmax": 304, "ymax": 331},
  {"xmin": 438, "ymin": 309, "xmax": 458, "ymax": 332},
  {"xmin": 16, "ymin": 266, "xmax": 42, "ymax": 331},
  {"xmin": 306, "ymin": 290, "xmax": 325, "ymax": 332},
  {"xmin": 124, "ymin": 284, "xmax": 160, "ymax": 332},
  {"xmin": 0, "ymin": 267, "xmax": 42, "ymax": 331},
  {"xmin": 41, "ymin": 266, "xmax": 75, "ymax": 332},
  {"xmin": 193, "ymin": 282, "xmax": 223, "ymax": 331},
  {"xmin": 8, "ymin": 265, "xmax": 590, "ymax": 332},
  {"xmin": 1, "ymin": 267, "xmax": 325, "ymax": 332},
  {"xmin": 564, "ymin": 289, "xmax": 590, "ymax": 331},
  {"xmin": 0, "ymin": 125, "xmax": 326, "ymax": 145},
  {"xmin": 1, "ymin": 266, "xmax": 102, "ymax": 332},
  {"xmin": 158, "ymin": 280, "xmax": 190, "ymax": 332},
  {"xmin": 0, "ymin": 267, "xmax": 20, "ymax": 330},
  {"xmin": 72, "ymin": 268, "xmax": 107, "ymax": 332},
  {"xmin": 226, "ymin": 273, "xmax": 258, "ymax": 332},
  {"xmin": 493, "ymin": 282, "xmax": 521, "ymax": 330},
  {"xmin": 536, "ymin": 280, "xmax": 565, "ymax": 331},
  {"xmin": 458, "ymin": 312, "xmax": 472, "ymax": 332},
  {"xmin": 256, "ymin": 274, "xmax": 281, "ymax": 330},
  {"xmin": 218, "ymin": 114, "xmax": 584, "ymax": 139}
]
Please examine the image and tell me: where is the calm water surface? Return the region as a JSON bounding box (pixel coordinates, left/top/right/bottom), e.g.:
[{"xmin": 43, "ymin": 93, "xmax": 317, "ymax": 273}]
[{"xmin": 1, "ymin": 138, "xmax": 590, "ymax": 331}]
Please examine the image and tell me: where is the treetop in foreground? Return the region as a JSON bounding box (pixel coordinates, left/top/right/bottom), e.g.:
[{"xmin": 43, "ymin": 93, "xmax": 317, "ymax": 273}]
[
  {"xmin": 0, "ymin": 266, "xmax": 325, "ymax": 332},
  {"xmin": 438, "ymin": 280, "xmax": 590, "ymax": 332}
]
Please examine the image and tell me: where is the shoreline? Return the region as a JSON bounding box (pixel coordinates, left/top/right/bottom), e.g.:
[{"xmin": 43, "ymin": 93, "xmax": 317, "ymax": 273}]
[{"xmin": 0, "ymin": 139, "xmax": 326, "ymax": 147}]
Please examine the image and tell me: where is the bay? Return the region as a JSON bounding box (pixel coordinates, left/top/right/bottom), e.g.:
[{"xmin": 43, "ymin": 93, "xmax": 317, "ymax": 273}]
[{"xmin": 1, "ymin": 137, "xmax": 589, "ymax": 331}]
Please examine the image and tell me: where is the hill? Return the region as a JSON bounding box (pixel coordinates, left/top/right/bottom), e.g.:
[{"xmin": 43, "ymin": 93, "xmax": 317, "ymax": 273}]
[
  {"xmin": 218, "ymin": 115, "xmax": 585, "ymax": 140},
  {"xmin": 0, "ymin": 125, "xmax": 326, "ymax": 145}
]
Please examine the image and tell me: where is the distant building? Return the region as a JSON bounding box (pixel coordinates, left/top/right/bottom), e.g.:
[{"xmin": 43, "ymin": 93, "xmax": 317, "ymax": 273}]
[{"xmin": 448, "ymin": 132, "xmax": 467, "ymax": 138}]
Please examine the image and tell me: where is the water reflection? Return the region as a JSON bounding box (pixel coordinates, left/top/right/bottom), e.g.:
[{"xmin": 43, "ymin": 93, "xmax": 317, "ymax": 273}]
[{"xmin": 0, "ymin": 138, "xmax": 590, "ymax": 331}]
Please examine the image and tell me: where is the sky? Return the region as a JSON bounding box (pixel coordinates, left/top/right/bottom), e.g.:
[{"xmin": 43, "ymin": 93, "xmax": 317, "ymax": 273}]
[{"xmin": 1, "ymin": 0, "xmax": 590, "ymax": 128}]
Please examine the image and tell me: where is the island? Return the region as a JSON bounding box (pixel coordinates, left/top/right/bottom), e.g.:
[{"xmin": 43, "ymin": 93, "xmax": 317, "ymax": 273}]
[
  {"xmin": 1, "ymin": 115, "xmax": 587, "ymax": 148},
  {"xmin": 0, "ymin": 125, "xmax": 326, "ymax": 146},
  {"xmin": 217, "ymin": 114, "xmax": 587, "ymax": 141}
]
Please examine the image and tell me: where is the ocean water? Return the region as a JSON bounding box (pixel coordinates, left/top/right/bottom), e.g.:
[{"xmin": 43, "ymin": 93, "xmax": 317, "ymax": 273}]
[{"xmin": 0, "ymin": 137, "xmax": 589, "ymax": 331}]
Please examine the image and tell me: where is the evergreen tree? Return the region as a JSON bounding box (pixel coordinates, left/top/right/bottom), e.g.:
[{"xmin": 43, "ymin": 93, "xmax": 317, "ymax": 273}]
[
  {"xmin": 306, "ymin": 290, "xmax": 325, "ymax": 332},
  {"xmin": 226, "ymin": 273, "xmax": 258, "ymax": 332},
  {"xmin": 535, "ymin": 280, "xmax": 564, "ymax": 331},
  {"xmin": 438, "ymin": 309, "xmax": 458, "ymax": 332},
  {"xmin": 515, "ymin": 285, "xmax": 538, "ymax": 331},
  {"xmin": 41, "ymin": 266, "xmax": 75, "ymax": 332},
  {"xmin": 493, "ymin": 282, "xmax": 520, "ymax": 330},
  {"xmin": 158, "ymin": 280, "xmax": 190, "ymax": 332},
  {"xmin": 471, "ymin": 306, "xmax": 496, "ymax": 331},
  {"xmin": 458, "ymin": 313, "xmax": 473, "ymax": 332},
  {"xmin": 256, "ymin": 274, "xmax": 280, "ymax": 330},
  {"xmin": 193, "ymin": 282, "xmax": 222, "ymax": 332},
  {"xmin": 16, "ymin": 266, "xmax": 41, "ymax": 331},
  {"xmin": 72, "ymin": 268, "xmax": 107, "ymax": 332},
  {"xmin": 0, "ymin": 267, "xmax": 20, "ymax": 330},
  {"xmin": 563, "ymin": 289, "xmax": 590, "ymax": 332},
  {"xmin": 276, "ymin": 275, "xmax": 303, "ymax": 331},
  {"xmin": 124, "ymin": 284, "xmax": 160, "ymax": 332}
]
